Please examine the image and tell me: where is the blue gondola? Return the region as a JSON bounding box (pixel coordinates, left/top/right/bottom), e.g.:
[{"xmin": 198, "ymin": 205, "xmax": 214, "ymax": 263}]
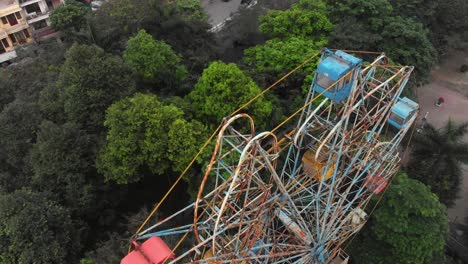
[
  {"xmin": 313, "ymin": 49, "xmax": 362, "ymax": 103},
  {"xmin": 388, "ymin": 97, "xmax": 419, "ymax": 129}
]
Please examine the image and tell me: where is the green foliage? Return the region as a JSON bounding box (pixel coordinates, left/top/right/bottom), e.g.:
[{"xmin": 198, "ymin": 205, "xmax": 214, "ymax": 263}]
[
  {"xmin": 0, "ymin": 60, "xmax": 55, "ymax": 111},
  {"xmin": 407, "ymin": 120, "xmax": 468, "ymax": 207},
  {"xmin": 0, "ymin": 100, "xmax": 41, "ymax": 192},
  {"xmin": 31, "ymin": 121, "xmax": 95, "ymax": 215},
  {"xmin": 0, "ymin": 71, "xmax": 15, "ymax": 112},
  {"xmin": 97, "ymin": 93, "xmax": 206, "ymax": 184},
  {"xmin": 349, "ymin": 173, "xmax": 448, "ymax": 264},
  {"xmin": 0, "ymin": 60, "xmax": 60, "ymax": 193},
  {"xmin": 187, "ymin": 61, "xmax": 272, "ymax": 126},
  {"xmin": 429, "ymin": 0, "xmax": 468, "ymax": 54},
  {"xmin": 144, "ymin": 1, "xmax": 215, "ymax": 74},
  {"xmin": 243, "ymin": 0, "xmax": 331, "ymax": 98},
  {"xmin": 390, "ymin": 0, "xmax": 468, "ymax": 53},
  {"xmin": 50, "ymin": 0, "xmax": 89, "ymax": 31},
  {"xmin": 328, "ymin": 0, "xmax": 392, "ymax": 50},
  {"xmin": 0, "ymin": 190, "xmax": 81, "ymax": 263},
  {"xmin": 89, "ymin": 0, "xmax": 215, "ymax": 73},
  {"xmin": 80, "ymin": 258, "xmax": 94, "ymax": 264},
  {"xmin": 380, "ymin": 16, "xmax": 436, "ymax": 81},
  {"xmin": 173, "ymin": 0, "xmax": 209, "ymax": 23},
  {"xmin": 389, "ymin": 0, "xmax": 438, "ymax": 25},
  {"xmin": 51, "ymin": 44, "xmax": 135, "ymax": 131},
  {"xmin": 259, "ymin": 0, "xmax": 334, "ymax": 40},
  {"xmin": 123, "ymin": 30, "xmax": 187, "ymax": 89},
  {"xmin": 328, "ymin": 0, "xmax": 436, "ymax": 83},
  {"xmin": 244, "ymin": 37, "xmax": 323, "ymax": 81},
  {"xmin": 0, "ymin": 100, "xmax": 41, "ymax": 169},
  {"xmin": 86, "ymin": 0, "xmax": 146, "ymax": 52},
  {"xmin": 329, "ymin": 0, "xmax": 393, "ymax": 26}
]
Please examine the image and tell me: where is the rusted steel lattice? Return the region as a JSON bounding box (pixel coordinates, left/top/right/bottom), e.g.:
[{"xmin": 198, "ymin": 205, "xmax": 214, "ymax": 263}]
[{"xmin": 130, "ymin": 49, "xmax": 419, "ymax": 264}]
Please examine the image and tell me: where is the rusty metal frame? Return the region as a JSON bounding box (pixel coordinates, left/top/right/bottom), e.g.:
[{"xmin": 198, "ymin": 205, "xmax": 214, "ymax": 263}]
[{"xmin": 134, "ymin": 50, "xmax": 418, "ymax": 264}]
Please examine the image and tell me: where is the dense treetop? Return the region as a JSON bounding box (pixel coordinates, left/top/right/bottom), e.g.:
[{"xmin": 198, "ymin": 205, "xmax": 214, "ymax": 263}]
[
  {"xmin": 188, "ymin": 61, "xmax": 272, "ymax": 126},
  {"xmin": 0, "ymin": 190, "xmax": 80, "ymax": 264},
  {"xmin": 407, "ymin": 120, "xmax": 468, "ymax": 207},
  {"xmin": 349, "ymin": 173, "xmax": 448, "ymax": 264},
  {"xmin": 98, "ymin": 93, "xmax": 206, "ymax": 184},
  {"xmin": 123, "ymin": 30, "xmax": 188, "ymax": 92}
]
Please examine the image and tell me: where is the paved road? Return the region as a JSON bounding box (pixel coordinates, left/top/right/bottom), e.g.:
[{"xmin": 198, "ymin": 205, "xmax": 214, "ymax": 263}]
[
  {"xmin": 416, "ymin": 51, "xmax": 468, "ymax": 221},
  {"xmin": 201, "ymin": 0, "xmax": 243, "ymax": 26}
]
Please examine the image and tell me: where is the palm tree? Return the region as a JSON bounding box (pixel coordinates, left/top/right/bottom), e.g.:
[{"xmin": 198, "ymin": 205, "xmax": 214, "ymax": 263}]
[{"xmin": 407, "ymin": 120, "xmax": 468, "ymax": 207}]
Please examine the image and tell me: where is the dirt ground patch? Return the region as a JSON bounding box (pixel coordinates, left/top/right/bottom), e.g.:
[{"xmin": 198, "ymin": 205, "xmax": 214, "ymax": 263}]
[{"xmin": 416, "ymin": 50, "xmax": 468, "ymax": 221}]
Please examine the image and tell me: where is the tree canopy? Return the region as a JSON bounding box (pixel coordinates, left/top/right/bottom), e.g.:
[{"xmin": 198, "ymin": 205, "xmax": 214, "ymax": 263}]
[
  {"xmin": 380, "ymin": 16, "xmax": 437, "ymax": 81},
  {"xmin": 244, "ymin": 37, "xmax": 322, "ymax": 86},
  {"xmin": 348, "ymin": 173, "xmax": 448, "ymax": 264},
  {"xmin": 407, "ymin": 120, "xmax": 468, "ymax": 207},
  {"xmin": 50, "ymin": 44, "xmax": 135, "ymax": 131},
  {"xmin": 50, "ymin": 0, "xmax": 89, "ymax": 31},
  {"xmin": 123, "ymin": 30, "xmax": 187, "ymax": 91},
  {"xmin": 328, "ymin": 0, "xmax": 436, "ymax": 82},
  {"xmin": 31, "ymin": 121, "xmax": 96, "ymax": 215},
  {"xmin": 187, "ymin": 61, "xmax": 272, "ymax": 126},
  {"xmin": 259, "ymin": 0, "xmax": 333, "ymax": 40},
  {"xmin": 0, "ymin": 190, "xmax": 81, "ymax": 263},
  {"xmin": 97, "ymin": 93, "xmax": 206, "ymax": 184},
  {"xmin": 243, "ymin": 0, "xmax": 331, "ymax": 94}
]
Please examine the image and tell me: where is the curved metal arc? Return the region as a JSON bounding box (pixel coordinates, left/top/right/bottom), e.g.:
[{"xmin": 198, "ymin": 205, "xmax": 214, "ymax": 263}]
[
  {"xmin": 193, "ymin": 114, "xmax": 255, "ymax": 243},
  {"xmin": 212, "ymin": 131, "xmax": 279, "ymax": 254}
]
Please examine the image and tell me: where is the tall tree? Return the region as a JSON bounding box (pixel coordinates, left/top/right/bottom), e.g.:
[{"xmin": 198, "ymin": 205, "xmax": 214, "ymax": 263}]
[
  {"xmin": 172, "ymin": 0, "xmax": 209, "ymax": 23},
  {"xmin": 407, "ymin": 120, "xmax": 468, "ymax": 207},
  {"xmin": 142, "ymin": 0, "xmax": 215, "ymax": 73},
  {"xmin": 259, "ymin": 0, "xmax": 333, "ymax": 40},
  {"xmin": 0, "ymin": 100, "xmax": 41, "ymax": 171},
  {"xmin": 187, "ymin": 61, "xmax": 273, "ymax": 127},
  {"xmin": 243, "ymin": 37, "xmax": 322, "ymax": 90},
  {"xmin": 50, "ymin": 0, "xmax": 89, "ymax": 31},
  {"xmin": 87, "ymin": 0, "xmax": 150, "ymax": 52},
  {"xmin": 429, "ymin": 0, "xmax": 468, "ymax": 54},
  {"xmin": 89, "ymin": 0, "xmax": 215, "ymax": 72},
  {"xmin": 243, "ymin": 0, "xmax": 331, "ymax": 108},
  {"xmin": 31, "ymin": 121, "xmax": 96, "ymax": 216},
  {"xmin": 0, "ymin": 100, "xmax": 41, "ymax": 192},
  {"xmin": 388, "ymin": 0, "xmax": 439, "ymax": 25},
  {"xmin": 348, "ymin": 173, "xmax": 448, "ymax": 264},
  {"xmin": 97, "ymin": 93, "xmax": 206, "ymax": 184},
  {"xmin": 50, "ymin": 0, "xmax": 91, "ymax": 43},
  {"xmin": 45, "ymin": 44, "xmax": 135, "ymax": 132},
  {"xmin": 123, "ymin": 29, "xmax": 187, "ymax": 93},
  {"xmin": 0, "ymin": 190, "xmax": 81, "ymax": 263},
  {"xmin": 327, "ymin": 0, "xmax": 393, "ymax": 50},
  {"xmin": 327, "ymin": 0, "xmax": 436, "ymax": 83},
  {"xmin": 380, "ymin": 16, "xmax": 436, "ymax": 81}
]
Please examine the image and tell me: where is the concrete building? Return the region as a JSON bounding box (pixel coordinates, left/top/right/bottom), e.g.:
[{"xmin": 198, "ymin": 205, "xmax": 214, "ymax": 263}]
[
  {"xmin": 19, "ymin": 0, "xmax": 64, "ymax": 39},
  {"xmin": 0, "ymin": 0, "xmax": 64, "ymax": 64},
  {"xmin": 0, "ymin": 0, "xmax": 33, "ymax": 64}
]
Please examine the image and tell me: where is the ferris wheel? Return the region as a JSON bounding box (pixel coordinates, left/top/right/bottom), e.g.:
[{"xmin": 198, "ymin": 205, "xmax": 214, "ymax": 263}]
[{"xmin": 121, "ymin": 48, "xmax": 419, "ymax": 264}]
